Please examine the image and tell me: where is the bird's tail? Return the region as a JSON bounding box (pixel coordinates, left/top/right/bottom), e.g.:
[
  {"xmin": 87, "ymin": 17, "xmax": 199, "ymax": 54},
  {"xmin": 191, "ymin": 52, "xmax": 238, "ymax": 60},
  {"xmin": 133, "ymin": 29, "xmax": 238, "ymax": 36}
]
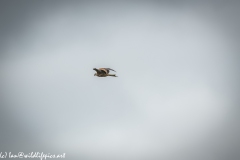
[{"xmin": 107, "ymin": 74, "xmax": 117, "ymax": 77}]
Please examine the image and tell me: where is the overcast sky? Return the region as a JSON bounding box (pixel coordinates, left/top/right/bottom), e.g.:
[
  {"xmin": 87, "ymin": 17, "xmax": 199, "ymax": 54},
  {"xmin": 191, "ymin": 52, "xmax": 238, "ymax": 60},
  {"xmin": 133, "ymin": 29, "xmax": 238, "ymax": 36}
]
[{"xmin": 0, "ymin": 1, "xmax": 240, "ymax": 160}]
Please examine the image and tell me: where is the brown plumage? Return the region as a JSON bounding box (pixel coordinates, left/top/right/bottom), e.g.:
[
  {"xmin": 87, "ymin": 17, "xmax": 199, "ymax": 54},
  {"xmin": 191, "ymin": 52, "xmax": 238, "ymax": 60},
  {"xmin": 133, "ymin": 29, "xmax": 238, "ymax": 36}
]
[{"xmin": 93, "ymin": 68, "xmax": 117, "ymax": 77}]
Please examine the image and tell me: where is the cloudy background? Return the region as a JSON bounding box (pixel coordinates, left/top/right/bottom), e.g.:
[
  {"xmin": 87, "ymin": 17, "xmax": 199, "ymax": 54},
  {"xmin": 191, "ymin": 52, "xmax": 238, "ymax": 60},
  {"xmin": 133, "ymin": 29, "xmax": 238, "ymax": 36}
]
[{"xmin": 0, "ymin": 1, "xmax": 240, "ymax": 160}]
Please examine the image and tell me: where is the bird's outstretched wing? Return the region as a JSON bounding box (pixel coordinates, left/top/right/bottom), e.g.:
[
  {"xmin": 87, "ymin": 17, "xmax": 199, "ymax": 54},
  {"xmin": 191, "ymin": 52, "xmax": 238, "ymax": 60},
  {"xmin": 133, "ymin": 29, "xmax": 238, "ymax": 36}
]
[
  {"xmin": 105, "ymin": 68, "xmax": 116, "ymax": 72},
  {"xmin": 99, "ymin": 68, "xmax": 109, "ymax": 74},
  {"xmin": 99, "ymin": 68, "xmax": 116, "ymax": 74}
]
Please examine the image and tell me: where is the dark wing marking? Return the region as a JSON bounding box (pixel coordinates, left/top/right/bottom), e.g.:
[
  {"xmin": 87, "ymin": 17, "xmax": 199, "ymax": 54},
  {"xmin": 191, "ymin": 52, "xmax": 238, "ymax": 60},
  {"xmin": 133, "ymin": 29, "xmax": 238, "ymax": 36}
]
[
  {"xmin": 99, "ymin": 68, "xmax": 108, "ymax": 74},
  {"xmin": 93, "ymin": 68, "xmax": 101, "ymax": 74},
  {"xmin": 104, "ymin": 68, "xmax": 116, "ymax": 72}
]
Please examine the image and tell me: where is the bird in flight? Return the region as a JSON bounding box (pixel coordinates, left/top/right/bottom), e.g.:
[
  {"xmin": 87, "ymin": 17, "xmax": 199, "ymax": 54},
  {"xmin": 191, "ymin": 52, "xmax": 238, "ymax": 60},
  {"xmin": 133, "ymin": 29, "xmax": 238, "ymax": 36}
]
[{"xmin": 93, "ymin": 68, "xmax": 117, "ymax": 77}]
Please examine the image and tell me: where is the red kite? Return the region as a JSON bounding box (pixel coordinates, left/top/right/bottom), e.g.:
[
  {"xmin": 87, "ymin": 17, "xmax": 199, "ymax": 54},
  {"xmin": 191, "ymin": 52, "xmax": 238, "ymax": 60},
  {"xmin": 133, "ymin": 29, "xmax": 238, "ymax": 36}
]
[{"xmin": 93, "ymin": 68, "xmax": 117, "ymax": 77}]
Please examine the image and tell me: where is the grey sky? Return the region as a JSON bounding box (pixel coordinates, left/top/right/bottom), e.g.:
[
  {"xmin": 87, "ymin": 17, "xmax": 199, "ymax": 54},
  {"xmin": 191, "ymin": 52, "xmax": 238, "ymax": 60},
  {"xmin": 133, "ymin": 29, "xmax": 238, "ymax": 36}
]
[{"xmin": 0, "ymin": 1, "xmax": 240, "ymax": 160}]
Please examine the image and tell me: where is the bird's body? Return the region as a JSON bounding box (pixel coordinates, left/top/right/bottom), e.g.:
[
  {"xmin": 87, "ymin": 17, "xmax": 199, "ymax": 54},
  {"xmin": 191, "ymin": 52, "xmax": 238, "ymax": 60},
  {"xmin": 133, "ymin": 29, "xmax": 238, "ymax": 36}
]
[{"xmin": 93, "ymin": 68, "xmax": 117, "ymax": 77}]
